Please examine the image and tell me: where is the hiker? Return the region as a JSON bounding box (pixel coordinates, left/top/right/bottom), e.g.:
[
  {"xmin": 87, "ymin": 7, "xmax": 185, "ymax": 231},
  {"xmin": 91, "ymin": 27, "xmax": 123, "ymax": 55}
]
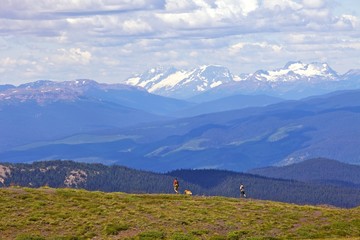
[
  {"xmin": 173, "ymin": 178, "xmax": 179, "ymax": 194},
  {"xmin": 240, "ymin": 184, "xmax": 246, "ymax": 198}
]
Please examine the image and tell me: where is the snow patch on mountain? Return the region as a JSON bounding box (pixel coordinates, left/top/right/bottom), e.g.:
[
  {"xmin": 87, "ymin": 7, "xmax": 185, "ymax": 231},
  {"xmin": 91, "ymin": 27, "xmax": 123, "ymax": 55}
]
[
  {"xmin": 125, "ymin": 65, "xmax": 235, "ymax": 98},
  {"xmin": 248, "ymin": 62, "xmax": 339, "ymax": 82},
  {"xmin": 149, "ymin": 70, "xmax": 193, "ymax": 92}
]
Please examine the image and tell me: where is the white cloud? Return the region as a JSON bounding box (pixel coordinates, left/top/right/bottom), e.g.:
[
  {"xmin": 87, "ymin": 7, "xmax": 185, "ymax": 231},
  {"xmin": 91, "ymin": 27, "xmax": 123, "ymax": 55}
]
[
  {"xmin": 262, "ymin": 0, "xmax": 302, "ymax": 11},
  {"xmin": 165, "ymin": 0, "xmax": 200, "ymax": 11},
  {"xmin": 301, "ymin": 8, "xmax": 331, "ymax": 23},
  {"xmin": 229, "ymin": 41, "xmax": 283, "ymax": 55},
  {"xmin": 101, "ymin": 57, "xmax": 120, "ymax": 66},
  {"xmin": 23, "ymin": 64, "xmax": 45, "ymax": 78},
  {"xmin": 215, "ymin": 0, "xmax": 259, "ymax": 16},
  {"xmin": 334, "ymin": 14, "xmax": 359, "ymax": 30},
  {"xmin": 122, "ymin": 19, "xmax": 153, "ymax": 34},
  {"xmin": 0, "ymin": 57, "xmax": 17, "ymax": 67},
  {"xmin": 159, "ymin": 0, "xmax": 259, "ymax": 30},
  {"xmin": 0, "ymin": 0, "xmax": 359, "ymax": 85},
  {"xmin": 0, "ymin": 0, "xmax": 153, "ymax": 16},
  {"xmin": 302, "ymin": 0, "xmax": 325, "ymax": 9},
  {"xmin": 52, "ymin": 48, "xmax": 92, "ymax": 65}
]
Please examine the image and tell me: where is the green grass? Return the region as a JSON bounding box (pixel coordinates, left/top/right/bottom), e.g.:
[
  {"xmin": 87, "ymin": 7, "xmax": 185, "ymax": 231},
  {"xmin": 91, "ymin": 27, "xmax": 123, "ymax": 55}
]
[{"xmin": 0, "ymin": 187, "xmax": 360, "ymax": 239}]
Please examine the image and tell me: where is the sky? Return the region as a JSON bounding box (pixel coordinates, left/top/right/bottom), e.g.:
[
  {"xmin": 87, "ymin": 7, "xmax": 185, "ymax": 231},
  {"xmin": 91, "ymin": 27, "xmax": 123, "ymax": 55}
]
[{"xmin": 0, "ymin": 0, "xmax": 359, "ymax": 85}]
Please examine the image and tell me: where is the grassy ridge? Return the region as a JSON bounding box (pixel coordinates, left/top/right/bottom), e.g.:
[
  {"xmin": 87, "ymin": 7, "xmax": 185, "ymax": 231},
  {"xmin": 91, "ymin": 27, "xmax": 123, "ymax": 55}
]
[{"xmin": 0, "ymin": 187, "xmax": 359, "ymax": 240}]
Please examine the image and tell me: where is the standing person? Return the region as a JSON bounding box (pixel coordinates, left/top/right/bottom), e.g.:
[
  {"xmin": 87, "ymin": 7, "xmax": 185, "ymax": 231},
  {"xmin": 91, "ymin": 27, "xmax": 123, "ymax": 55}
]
[
  {"xmin": 240, "ymin": 183, "xmax": 246, "ymax": 198},
  {"xmin": 173, "ymin": 178, "xmax": 179, "ymax": 194}
]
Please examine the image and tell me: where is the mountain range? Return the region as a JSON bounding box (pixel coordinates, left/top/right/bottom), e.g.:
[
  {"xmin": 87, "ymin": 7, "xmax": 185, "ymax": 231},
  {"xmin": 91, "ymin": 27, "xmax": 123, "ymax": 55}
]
[
  {"xmin": 126, "ymin": 61, "xmax": 360, "ymax": 100},
  {"xmin": 0, "ymin": 61, "xmax": 359, "ymax": 172},
  {"xmin": 1, "ymin": 87, "xmax": 359, "ymax": 171},
  {"xmin": 0, "ymin": 79, "xmax": 192, "ymax": 152}
]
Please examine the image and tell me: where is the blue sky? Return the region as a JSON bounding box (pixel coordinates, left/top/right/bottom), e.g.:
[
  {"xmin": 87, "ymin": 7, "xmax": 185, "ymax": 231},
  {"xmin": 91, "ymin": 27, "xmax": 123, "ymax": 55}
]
[{"xmin": 0, "ymin": 0, "xmax": 359, "ymax": 85}]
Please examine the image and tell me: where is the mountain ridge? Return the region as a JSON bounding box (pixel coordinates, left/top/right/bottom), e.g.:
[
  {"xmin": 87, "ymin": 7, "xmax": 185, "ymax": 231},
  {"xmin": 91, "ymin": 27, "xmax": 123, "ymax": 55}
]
[
  {"xmin": 248, "ymin": 158, "xmax": 360, "ymax": 187},
  {"xmin": 1, "ymin": 159, "xmax": 360, "ymax": 208},
  {"xmin": 0, "ymin": 80, "xmax": 188, "ymax": 151},
  {"xmin": 1, "ymin": 89, "xmax": 359, "ymax": 171},
  {"xmin": 125, "ymin": 61, "xmax": 360, "ymax": 101}
]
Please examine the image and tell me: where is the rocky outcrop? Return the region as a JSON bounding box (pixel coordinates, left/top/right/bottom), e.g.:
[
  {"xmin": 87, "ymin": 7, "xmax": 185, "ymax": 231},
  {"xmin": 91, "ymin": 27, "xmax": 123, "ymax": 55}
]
[
  {"xmin": 64, "ymin": 170, "xmax": 87, "ymax": 188},
  {"xmin": 0, "ymin": 165, "xmax": 11, "ymax": 186}
]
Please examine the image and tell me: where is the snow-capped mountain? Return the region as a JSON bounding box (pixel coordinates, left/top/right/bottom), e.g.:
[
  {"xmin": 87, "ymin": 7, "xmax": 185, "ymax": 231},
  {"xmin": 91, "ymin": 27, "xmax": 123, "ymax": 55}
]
[
  {"xmin": 125, "ymin": 61, "xmax": 360, "ymax": 100},
  {"xmin": 246, "ymin": 61, "xmax": 339, "ymax": 82},
  {"xmin": 126, "ymin": 65, "xmax": 235, "ymax": 98}
]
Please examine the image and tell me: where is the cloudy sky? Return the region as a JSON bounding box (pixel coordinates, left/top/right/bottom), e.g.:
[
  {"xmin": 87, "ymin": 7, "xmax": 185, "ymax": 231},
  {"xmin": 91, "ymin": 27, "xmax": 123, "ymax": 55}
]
[{"xmin": 1, "ymin": 0, "xmax": 359, "ymax": 85}]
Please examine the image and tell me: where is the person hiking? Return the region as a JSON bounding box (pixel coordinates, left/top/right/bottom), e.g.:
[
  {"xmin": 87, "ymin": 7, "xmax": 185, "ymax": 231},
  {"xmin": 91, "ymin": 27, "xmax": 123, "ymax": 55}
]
[
  {"xmin": 240, "ymin": 184, "xmax": 246, "ymax": 198},
  {"xmin": 173, "ymin": 178, "xmax": 179, "ymax": 194}
]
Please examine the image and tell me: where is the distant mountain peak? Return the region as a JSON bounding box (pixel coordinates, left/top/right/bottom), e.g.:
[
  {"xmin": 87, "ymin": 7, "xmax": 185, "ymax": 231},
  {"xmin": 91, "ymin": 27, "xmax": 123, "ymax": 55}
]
[
  {"xmin": 343, "ymin": 69, "xmax": 360, "ymax": 79},
  {"xmin": 0, "ymin": 79, "xmax": 136, "ymax": 105},
  {"xmin": 19, "ymin": 80, "xmax": 56, "ymax": 89},
  {"xmin": 125, "ymin": 64, "xmax": 234, "ymax": 98},
  {"xmin": 65, "ymin": 79, "xmax": 99, "ymax": 87},
  {"xmin": 249, "ymin": 61, "xmax": 339, "ymax": 82}
]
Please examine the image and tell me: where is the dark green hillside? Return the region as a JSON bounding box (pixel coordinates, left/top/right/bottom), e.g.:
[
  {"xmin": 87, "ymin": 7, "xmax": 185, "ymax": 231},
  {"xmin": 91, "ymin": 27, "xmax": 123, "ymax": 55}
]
[
  {"xmin": 2, "ymin": 160, "xmax": 360, "ymax": 208},
  {"xmin": 168, "ymin": 169, "xmax": 360, "ymax": 208},
  {"xmin": 0, "ymin": 187, "xmax": 360, "ymax": 239},
  {"xmin": 0, "ymin": 160, "xmax": 189, "ymax": 193},
  {"xmin": 248, "ymin": 158, "xmax": 360, "ymax": 187}
]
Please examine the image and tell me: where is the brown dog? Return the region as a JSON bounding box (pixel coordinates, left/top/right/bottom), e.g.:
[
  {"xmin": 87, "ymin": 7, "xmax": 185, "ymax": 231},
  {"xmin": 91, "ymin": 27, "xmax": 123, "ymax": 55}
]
[{"xmin": 184, "ymin": 189, "xmax": 192, "ymax": 195}]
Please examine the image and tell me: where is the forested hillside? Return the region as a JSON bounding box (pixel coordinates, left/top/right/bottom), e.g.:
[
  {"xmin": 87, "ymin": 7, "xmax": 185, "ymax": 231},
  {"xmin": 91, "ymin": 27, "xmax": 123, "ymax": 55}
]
[
  {"xmin": 248, "ymin": 158, "xmax": 360, "ymax": 187},
  {"xmin": 1, "ymin": 160, "xmax": 360, "ymax": 208}
]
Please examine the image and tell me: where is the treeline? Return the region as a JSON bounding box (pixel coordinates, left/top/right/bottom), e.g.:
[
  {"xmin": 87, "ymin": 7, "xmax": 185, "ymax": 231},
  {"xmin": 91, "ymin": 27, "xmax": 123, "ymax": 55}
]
[
  {"xmin": 248, "ymin": 158, "xmax": 360, "ymax": 187},
  {"xmin": 168, "ymin": 169, "xmax": 360, "ymax": 208},
  {"xmin": 1, "ymin": 160, "xmax": 360, "ymax": 208}
]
